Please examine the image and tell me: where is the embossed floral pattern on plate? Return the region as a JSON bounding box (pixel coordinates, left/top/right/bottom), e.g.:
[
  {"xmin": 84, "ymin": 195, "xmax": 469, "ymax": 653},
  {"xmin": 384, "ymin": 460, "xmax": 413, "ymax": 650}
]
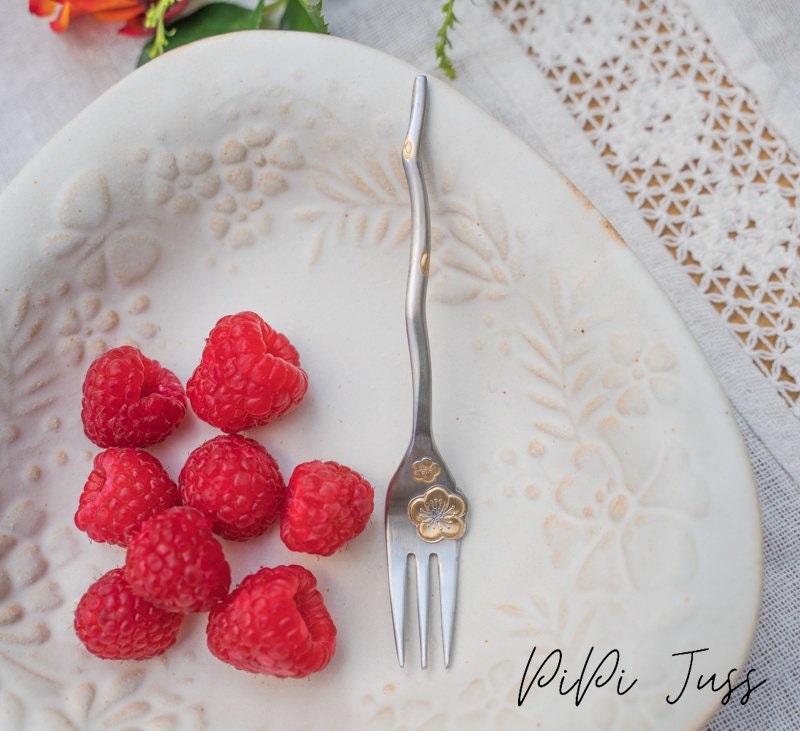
[{"xmin": 0, "ymin": 31, "xmax": 760, "ymax": 731}]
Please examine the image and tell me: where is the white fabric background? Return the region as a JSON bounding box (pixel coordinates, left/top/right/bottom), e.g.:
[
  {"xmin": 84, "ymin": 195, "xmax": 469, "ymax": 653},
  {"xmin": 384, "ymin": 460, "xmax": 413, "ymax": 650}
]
[{"xmin": 1, "ymin": 1, "xmax": 798, "ymax": 728}]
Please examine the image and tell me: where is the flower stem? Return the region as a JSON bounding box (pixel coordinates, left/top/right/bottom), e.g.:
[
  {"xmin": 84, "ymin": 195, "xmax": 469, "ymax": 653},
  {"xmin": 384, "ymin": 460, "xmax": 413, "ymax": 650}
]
[
  {"xmin": 436, "ymin": 0, "xmax": 458, "ymax": 80},
  {"xmin": 145, "ymin": 0, "xmax": 182, "ymax": 58}
]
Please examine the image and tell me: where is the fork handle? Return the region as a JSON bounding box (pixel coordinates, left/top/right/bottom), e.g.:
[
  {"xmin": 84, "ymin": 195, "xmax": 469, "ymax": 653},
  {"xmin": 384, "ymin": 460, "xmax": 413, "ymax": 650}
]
[{"xmin": 402, "ymin": 75, "xmax": 433, "ymax": 439}]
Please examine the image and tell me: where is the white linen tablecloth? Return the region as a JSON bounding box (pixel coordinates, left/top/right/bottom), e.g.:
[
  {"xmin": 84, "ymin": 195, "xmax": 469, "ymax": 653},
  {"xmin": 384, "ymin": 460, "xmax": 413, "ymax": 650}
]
[{"xmin": 2, "ymin": 1, "xmax": 798, "ymax": 728}]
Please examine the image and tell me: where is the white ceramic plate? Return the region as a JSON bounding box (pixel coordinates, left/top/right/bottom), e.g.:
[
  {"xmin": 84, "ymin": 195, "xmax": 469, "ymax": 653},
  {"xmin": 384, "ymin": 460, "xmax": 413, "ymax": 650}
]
[{"xmin": 0, "ymin": 31, "xmax": 761, "ymax": 731}]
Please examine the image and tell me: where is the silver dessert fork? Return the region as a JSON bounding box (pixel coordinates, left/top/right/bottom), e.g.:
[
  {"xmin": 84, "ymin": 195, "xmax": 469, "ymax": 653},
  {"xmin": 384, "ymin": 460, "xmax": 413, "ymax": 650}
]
[{"xmin": 385, "ymin": 74, "xmax": 468, "ymax": 669}]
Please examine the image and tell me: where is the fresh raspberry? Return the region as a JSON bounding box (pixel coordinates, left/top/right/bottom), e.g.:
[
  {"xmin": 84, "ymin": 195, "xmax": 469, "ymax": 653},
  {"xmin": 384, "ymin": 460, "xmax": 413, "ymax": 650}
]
[
  {"xmin": 206, "ymin": 565, "xmax": 336, "ymax": 678},
  {"xmin": 179, "ymin": 434, "xmax": 286, "ymax": 541},
  {"xmin": 186, "ymin": 311, "xmax": 308, "ymax": 433},
  {"xmin": 74, "ymin": 568, "xmax": 183, "ymax": 660},
  {"xmin": 82, "ymin": 345, "xmax": 186, "ymax": 448},
  {"xmin": 75, "ymin": 448, "xmax": 181, "ymax": 547},
  {"xmin": 124, "ymin": 506, "xmax": 231, "ymax": 613},
  {"xmin": 280, "ymin": 460, "xmax": 374, "ymax": 556}
]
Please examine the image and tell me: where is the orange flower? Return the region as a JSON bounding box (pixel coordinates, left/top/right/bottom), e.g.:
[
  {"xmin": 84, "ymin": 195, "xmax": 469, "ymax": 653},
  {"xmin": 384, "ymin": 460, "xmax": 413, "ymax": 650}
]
[
  {"xmin": 30, "ymin": 0, "xmax": 188, "ymax": 36},
  {"xmin": 30, "ymin": 0, "xmax": 142, "ymax": 33}
]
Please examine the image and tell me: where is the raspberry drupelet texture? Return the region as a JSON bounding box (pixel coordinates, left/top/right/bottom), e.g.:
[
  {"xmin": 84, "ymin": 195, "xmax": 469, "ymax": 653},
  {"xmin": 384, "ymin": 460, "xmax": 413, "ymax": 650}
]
[
  {"xmin": 124, "ymin": 506, "xmax": 231, "ymax": 613},
  {"xmin": 74, "ymin": 568, "xmax": 183, "ymax": 660},
  {"xmin": 75, "ymin": 448, "xmax": 181, "ymax": 546},
  {"xmin": 81, "ymin": 345, "xmax": 186, "ymax": 448},
  {"xmin": 186, "ymin": 311, "xmax": 308, "ymax": 433},
  {"xmin": 206, "ymin": 564, "xmax": 336, "ymax": 678},
  {"xmin": 179, "ymin": 434, "xmax": 286, "ymax": 541},
  {"xmin": 280, "ymin": 460, "xmax": 374, "ymax": 556}
]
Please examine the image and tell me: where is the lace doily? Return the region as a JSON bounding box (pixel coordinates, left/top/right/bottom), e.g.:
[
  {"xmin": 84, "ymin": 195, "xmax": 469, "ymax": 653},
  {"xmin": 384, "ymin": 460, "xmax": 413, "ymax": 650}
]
[{"xmin": 493, "ymin": 0, "xmax": 800, "ymax": 416}]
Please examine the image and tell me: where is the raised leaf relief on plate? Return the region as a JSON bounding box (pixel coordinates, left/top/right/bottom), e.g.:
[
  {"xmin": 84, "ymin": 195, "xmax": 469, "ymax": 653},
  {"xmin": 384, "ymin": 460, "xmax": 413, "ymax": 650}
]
[{"xmin": 0, "ymin": 55, "xmax": 757, "ymax": 730}]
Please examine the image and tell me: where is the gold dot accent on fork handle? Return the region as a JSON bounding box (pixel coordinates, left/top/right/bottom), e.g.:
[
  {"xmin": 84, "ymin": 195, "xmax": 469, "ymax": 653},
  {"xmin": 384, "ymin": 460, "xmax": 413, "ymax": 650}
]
[{"xmin": 419, "ymin": 251, "xmax": 430, "ymax": 276}]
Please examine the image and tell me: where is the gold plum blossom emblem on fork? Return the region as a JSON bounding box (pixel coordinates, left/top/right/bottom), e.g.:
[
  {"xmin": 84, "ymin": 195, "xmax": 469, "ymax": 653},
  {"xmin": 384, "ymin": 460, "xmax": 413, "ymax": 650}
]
[
  {"xmin": 411, "ymin": 457, "xmax": 441, "ymax": 483},
  {"xmin": 408, "ymin": 484, "xmax": 467, "ymax": 542}
]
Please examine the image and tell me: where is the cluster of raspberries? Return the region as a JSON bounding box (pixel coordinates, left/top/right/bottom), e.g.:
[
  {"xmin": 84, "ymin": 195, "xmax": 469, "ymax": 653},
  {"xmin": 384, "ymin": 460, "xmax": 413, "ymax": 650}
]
[{"xmin": 73, "ymin": 311, "xmax": 374, "ymax": 679}]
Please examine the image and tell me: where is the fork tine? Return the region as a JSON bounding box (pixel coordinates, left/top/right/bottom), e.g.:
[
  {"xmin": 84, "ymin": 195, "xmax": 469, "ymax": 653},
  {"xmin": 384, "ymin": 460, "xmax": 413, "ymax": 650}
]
[
  {"xmin": 387, "ymin": 542, "xmax": 409, "ymax": 667},
  {"xmin": 436, "ymin": 541, "xmax": 459, "ymax": 668},
  {"xmin": 414, "ymin": 552, "xmax": 431, "ymax": 669}
]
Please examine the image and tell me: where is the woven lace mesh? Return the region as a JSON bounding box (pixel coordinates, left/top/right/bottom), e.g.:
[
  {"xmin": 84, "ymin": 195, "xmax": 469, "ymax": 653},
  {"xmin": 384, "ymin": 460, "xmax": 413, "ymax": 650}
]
[{"xmin": 493, "ymin": 0, "xmax": 800, "ymax": 416}]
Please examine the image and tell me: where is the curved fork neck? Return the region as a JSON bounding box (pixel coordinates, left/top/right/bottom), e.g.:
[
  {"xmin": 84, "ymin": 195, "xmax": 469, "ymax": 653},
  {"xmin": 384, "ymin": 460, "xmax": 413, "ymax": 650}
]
[{"xmin": 403, "ymin": 74, "xmax": 433, "ymax": 440}]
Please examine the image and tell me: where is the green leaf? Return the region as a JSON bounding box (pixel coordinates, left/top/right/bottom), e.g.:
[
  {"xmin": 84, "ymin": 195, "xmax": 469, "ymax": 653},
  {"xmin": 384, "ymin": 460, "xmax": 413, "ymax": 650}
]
[
  {"xmin": 279, "ymin": 0, "xmax": 328, "ymax": 33},
  {"xmin": 436, "ymin": 0, "xmax": 458, "ymax": 80},
  {"xmin": 138, "ymin": 1, "xmax": 265, "ymax": 66}
]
